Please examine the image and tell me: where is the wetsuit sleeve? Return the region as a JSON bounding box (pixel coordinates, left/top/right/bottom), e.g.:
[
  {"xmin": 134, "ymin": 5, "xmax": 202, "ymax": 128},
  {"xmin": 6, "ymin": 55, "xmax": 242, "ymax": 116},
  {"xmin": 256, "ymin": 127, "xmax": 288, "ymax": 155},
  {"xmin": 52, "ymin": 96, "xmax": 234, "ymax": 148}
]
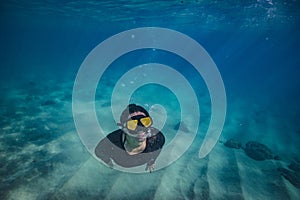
[
  {"xmin": 94, "ymin": 137, "xmax": 113, "ymax": 164},
  {"xmin": 147, "ymin": 132, "xmax": 165, "ymax": 165}
]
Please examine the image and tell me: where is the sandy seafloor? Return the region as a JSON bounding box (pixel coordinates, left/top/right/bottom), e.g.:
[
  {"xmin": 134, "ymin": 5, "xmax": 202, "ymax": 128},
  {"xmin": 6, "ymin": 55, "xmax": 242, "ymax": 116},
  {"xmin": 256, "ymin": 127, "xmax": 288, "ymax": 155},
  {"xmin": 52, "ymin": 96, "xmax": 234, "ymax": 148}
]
[
  {"xmin": 1, "ymin": 77, "xmax": 300, "ymax": 200},
  {"xmin": 1, "ymin": 0, "xmax": 300, "ymax": 199}
]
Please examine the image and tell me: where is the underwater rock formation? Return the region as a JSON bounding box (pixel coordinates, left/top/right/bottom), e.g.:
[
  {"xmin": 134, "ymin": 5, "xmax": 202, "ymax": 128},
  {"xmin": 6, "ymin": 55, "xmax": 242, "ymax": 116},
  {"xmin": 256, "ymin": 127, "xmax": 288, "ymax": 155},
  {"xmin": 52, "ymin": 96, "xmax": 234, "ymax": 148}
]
[
  {"xmin": 222, "ymin": 140, "xmax": 280, "ymax": 161},
  {"xmin": 288, "ymin": 162, "xmax": 300, "ymax": 172},
  {"xmin": 278, "ymin": 168, "xmax": 300, "ymax": 188},
  {"xmin": 243, "ymin": 141, "xmax": 278, "ymax": 161},
  {"xmin": 222, "ymin": 138, "xmax": 242, "ymax": 149}
]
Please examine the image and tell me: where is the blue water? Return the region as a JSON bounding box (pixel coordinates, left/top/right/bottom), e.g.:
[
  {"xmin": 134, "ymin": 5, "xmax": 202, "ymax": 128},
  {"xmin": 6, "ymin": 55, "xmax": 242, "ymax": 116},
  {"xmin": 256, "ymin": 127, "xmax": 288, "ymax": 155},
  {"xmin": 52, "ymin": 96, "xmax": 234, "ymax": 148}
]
[{"xmin": 1, "ymin": 0, "xmax": 300, "ymax": 199}]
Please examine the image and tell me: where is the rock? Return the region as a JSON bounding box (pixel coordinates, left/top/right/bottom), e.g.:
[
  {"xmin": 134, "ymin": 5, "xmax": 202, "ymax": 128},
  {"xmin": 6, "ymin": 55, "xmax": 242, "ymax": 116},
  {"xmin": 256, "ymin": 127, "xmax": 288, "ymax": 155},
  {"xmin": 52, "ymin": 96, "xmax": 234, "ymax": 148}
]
[
  {"xmin": 288, "ymin": 162, "xmax": 300, "ymax": 172},
  {"xmin": 223, "ymin": 139, "xmax": 242, "ymax": 149},
  {"xmin": 278, "ymin": 168, "xmax": 300, "ymax": 188},
  {"xmin": 243, "ymin": 141, "xmax": 274, "ymax": 161}
]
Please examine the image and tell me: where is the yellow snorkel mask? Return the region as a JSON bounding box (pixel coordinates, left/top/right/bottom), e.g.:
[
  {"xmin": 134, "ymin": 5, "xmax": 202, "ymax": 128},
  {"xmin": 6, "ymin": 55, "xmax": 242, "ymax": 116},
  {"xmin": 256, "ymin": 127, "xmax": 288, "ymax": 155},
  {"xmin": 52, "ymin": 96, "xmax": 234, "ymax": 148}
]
[{"xmin": 126, "ymin": 116, "xmax": 152, "ymax": 131}]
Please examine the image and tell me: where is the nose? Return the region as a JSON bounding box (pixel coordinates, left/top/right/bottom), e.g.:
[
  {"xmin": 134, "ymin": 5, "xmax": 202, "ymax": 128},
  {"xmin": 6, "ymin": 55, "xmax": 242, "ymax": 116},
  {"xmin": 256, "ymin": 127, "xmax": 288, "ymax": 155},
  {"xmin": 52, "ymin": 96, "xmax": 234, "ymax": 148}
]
[{"xmin": 135, "ymin": 123, "xmax": 146, "ymax": 131}]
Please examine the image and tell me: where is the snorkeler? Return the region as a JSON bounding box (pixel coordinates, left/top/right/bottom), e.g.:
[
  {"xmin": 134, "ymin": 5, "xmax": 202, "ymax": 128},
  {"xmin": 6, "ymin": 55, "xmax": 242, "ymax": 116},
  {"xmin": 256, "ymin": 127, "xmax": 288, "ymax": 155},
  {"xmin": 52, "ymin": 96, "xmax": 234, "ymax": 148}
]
[{"xmin": 95, "ymin": 104, "xmax": 165, "ymax": 173}]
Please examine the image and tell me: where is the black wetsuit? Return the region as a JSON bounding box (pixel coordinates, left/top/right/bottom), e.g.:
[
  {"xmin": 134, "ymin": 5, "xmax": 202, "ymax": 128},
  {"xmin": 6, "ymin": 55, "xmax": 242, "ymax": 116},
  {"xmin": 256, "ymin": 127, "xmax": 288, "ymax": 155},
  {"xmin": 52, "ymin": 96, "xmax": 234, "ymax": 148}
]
[{"xmin": 95, "ymin": 128, "xmax": 165, "ymax": 168}]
